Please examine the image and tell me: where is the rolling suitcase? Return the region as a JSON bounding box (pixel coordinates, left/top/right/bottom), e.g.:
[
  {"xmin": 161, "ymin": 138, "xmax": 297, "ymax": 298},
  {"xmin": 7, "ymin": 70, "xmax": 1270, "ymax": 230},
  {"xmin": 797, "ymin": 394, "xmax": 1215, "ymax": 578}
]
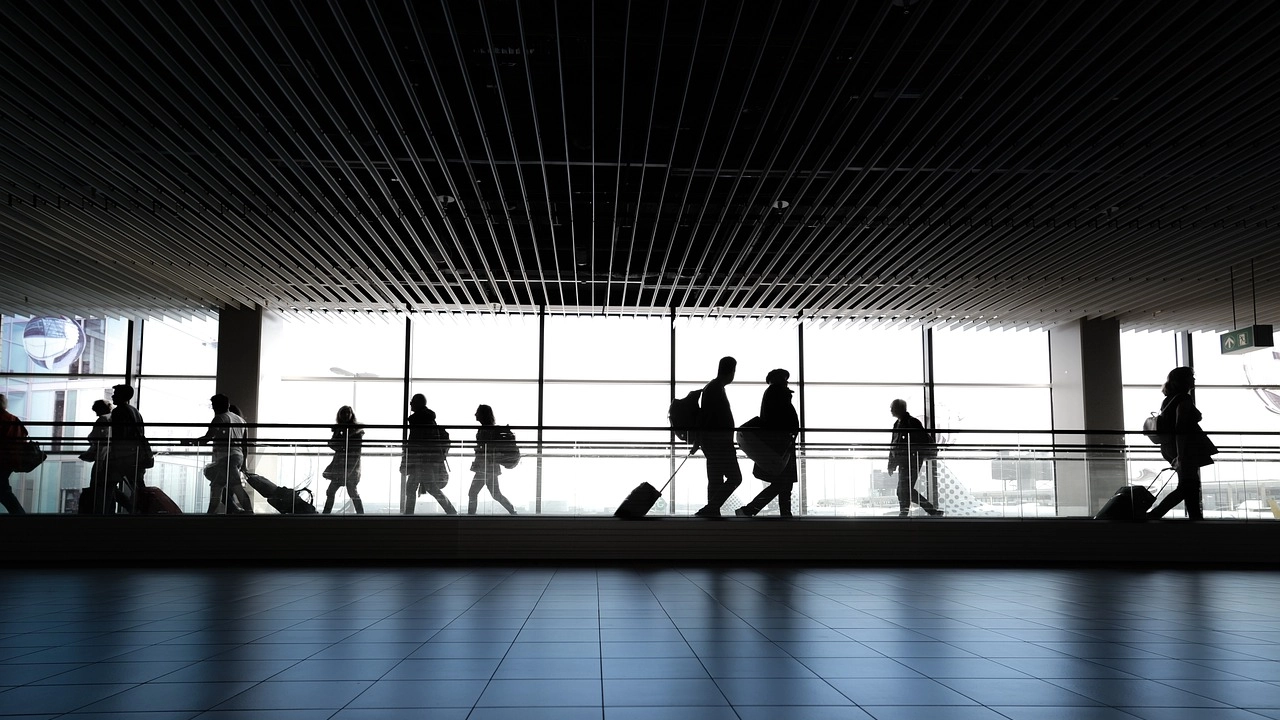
[
  {"xmin": 1095, "ymin": 468, "xmax": 1173, "ymax": 521},
  {"xmin": 615, "ymin": 455, "xmax": 690, "ymax": 518},
  {"xmin": 138, "ymin": 486, "xmax": 182, "ymax": 514}
]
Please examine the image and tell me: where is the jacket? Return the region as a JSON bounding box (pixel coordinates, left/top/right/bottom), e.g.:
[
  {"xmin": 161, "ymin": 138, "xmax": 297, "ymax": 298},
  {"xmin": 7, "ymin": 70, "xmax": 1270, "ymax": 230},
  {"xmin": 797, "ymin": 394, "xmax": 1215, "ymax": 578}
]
[
  {"xmin": 1158, "ymin": 393, "xmax": 1217, "ymax": 468},
  {"xmin": 0, "ymin": 410, "xmax": 29, "ymax": 469},
  {"xmin": 888, "ymin": 413, "xmax": 931, "ymax": 470},
  {"xmin": 326, "ymin": 424, "xmax": 364, "ymax": 481},
  {"xmin": 471, "ymin": 424, "xmax": 503, "ymax": 475}
]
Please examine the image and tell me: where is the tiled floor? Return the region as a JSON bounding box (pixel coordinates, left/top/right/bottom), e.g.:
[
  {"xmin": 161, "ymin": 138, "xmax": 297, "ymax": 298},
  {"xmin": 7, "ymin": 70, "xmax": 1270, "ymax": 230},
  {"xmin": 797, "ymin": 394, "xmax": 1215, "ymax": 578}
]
[{"xmin": 2, "ymin": 567, "xmax": 1279, "ymax": 719}]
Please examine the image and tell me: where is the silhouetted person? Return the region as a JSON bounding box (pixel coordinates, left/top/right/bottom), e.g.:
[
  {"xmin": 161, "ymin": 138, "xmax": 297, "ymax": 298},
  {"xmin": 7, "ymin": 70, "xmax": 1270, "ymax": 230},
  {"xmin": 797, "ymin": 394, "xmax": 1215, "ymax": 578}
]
[
  {"xmin": 323, "ymin": 405, "xmax": 365, "ymax": 514},
  {"xmin": 79, "ymin": 399, "xmax": 114, "ymax": 514},
  {"xmin": 468, "ymin": 404, "xmax": 516, "ymax": 515},
  {"xmin": 1148, "ymin": 366, "xmax": 1217, "ymax": 520},
  {"xmin": 0, "ymin": 394, "xmax": 30, "ymax": 514},
  {"xmin": 888, "ymin": 399, "xmax": 942, "ymax": 517},
  {"xmin": 106, "ymin": 384, "xmax": 149, "ymax": 514},
  {"xmin": 403, "ymin": 393, "xmax": 456, "ymax": 515},
  {"xmin": 737, "ymin": 369, "xmax": 799, "ymax": 517},
  {"xmin": 695, "ymin": 356, "xmax": 742, "ymax": 517},
  {"xmin": 186, "ymin": 394, "xmax": 252, "ymax": 514}
]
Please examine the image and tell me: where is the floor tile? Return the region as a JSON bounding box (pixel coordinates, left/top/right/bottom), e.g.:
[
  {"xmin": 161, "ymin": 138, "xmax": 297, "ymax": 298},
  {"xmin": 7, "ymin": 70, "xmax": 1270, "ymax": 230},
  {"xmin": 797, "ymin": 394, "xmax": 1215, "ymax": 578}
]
[
  {"xmin": 1119, "ymin": 709, "xmax": 1280, "ymax": 720},
  {"xmin": 477, "ymin": 678, "xmax": 603, "ymax": 706},
  {"xmin": 714, "ymin": 677, "xmax": 853, "ymax": 705},
  {"xmin": 603, "ymin": 678, "xmax": 729, "ymax": 706},
  {"xmin": 699, "ymin": 655, "xmax": 817, "ymax": 678},
  {"xmin": 940, "ymin": 678, "xmax": 1102, "ymax": 706},
  {"xmin": 76, "ymin": 682, "xmax": 256, "ymax": 713},
  {"xmin": 467, "ymin": 708, "xmax": 602, "ymax": 720},
  {"xmin": 154, "ymin": 659, "xmax": 300, "ymax": 683},
  {"xmin": 504, "ymin": 642, "xmax": 600, "ymax": 658},
  {"xmin": 345, "ymin": 679, "xmax": 487, "ymax": 708},
  {"xmin": 601, "ymin": 658, "xmax": 710, "ymax": 679},
  {"xmin": 989, "ymin": 708, "xmax": 1143, "ymax": 720},
  {"xmin": 269, "ymin": 657, "xmax": 401, "ymax": 681},
  {"xmin": 493, "ymin": 657, "xmax": 602, "ymax": 679},
  {"xmin": 864, "ymin": 707, "xmax": 1011, "ymax": 720},
  {"xmin": 824, "ymin": 677, "xmax": 979, "ymax": 706},
  {"xmin": 604, "ymin": 707, "xmax": 740, "ymax": 720},
  {"xmin": 380, "ymin": 657, "xmax": 501, "ymax": 680},
  {"xmin": 211, "ymin": 680, "xmax": 372, "ymax": 710},
  {"xmin": 1170, "ymin": 679, "xmax": 1280, "ymax": 707},
  {"xmin": 0, "ymin": 684, "xmax": 138, "ymax": 714},
  {"xmin": 798, "ymin": 657, "xmax": 924, "ymax": 678},
  {"xmin": 1045, "ymin": 678, "xmax": 1232, "ymax": 707}
]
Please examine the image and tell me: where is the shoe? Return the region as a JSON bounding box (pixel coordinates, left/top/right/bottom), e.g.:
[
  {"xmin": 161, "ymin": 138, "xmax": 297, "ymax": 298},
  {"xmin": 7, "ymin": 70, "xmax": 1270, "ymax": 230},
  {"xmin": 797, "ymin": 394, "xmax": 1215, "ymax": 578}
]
[
  {"xmin": 898, "ymin": 510, "xmax": 910, "ymax": 517},
  {"xmin": 927, "ymin": 509, "xmax": 945, "ymax": 517},
  {"xmin": 694, "ymin": 506, "xmax": 721, "ymax": 518},
  {"xmin": 734, "ymin": 508, "xmax": 752, "ymax": 517}
]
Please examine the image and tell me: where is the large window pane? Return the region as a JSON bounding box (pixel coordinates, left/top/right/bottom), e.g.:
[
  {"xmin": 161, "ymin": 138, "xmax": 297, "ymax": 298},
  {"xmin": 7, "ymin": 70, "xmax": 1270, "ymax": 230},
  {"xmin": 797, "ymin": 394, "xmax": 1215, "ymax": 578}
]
[
  {"xmin": 932, "ymin": 328, "xmax": 1048, "ymax": 384},
  {"xmin": 141, "ymin": 317, "xmax": 218, "ymax": 376},
  {"xmin": 1, "ymin": 315, "xmax": 127, "ymax": 376},
  {"xmin": 412, "ymin": 312, "xmax": 540, "ymax": 380},
  {"xmin": 1121, "ymin": 331, "xmax": 1178, "ymax": 386},
  {"xmin": 544, "ymin": 315, "xmax": 668, "ymax": 381},
  {"xmin": 804, "ymin": 326, "xmax": 922, "ymax": 383}
]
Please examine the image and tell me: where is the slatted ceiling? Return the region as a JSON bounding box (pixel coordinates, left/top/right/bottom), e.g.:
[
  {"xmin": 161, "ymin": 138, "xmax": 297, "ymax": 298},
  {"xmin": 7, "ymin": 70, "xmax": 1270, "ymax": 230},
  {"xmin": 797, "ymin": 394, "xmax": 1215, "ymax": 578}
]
[{"xmin": 1, "ymin": 2, "xmax": 1278, "ymax": 330}]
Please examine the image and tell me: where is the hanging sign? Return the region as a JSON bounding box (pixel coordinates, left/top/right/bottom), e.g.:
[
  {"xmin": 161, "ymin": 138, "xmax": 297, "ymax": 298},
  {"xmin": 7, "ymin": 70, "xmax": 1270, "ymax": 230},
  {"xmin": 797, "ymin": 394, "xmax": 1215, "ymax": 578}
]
[{"xmin": 1220, "ymin": 325, "xmax": 1275, "ymax": 355}]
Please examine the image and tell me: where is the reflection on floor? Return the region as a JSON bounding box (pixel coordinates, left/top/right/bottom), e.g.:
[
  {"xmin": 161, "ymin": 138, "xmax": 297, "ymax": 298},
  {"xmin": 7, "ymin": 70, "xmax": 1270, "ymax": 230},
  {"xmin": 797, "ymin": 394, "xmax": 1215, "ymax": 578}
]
[{"xmin": 2, "ymin": 567, "xmax": 1279, "ymax": 719}]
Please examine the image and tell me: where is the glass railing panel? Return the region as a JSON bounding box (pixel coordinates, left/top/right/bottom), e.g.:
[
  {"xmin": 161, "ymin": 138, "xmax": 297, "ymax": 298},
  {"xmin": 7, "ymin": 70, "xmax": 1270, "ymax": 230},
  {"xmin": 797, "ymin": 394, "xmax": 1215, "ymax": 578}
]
[{"xmin": 6, "ymin": 423, "xmax": 1279, "ymax": 519}]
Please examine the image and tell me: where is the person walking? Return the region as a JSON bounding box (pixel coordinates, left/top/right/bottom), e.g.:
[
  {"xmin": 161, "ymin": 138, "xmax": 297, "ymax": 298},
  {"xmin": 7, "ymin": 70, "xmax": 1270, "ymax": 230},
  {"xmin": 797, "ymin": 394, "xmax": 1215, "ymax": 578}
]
[
  {"xmin": 1148, "ymin": 366, "xmax": 1217, "ymax": 520},
  {"xmin": 106, "ymin": 384, "xmax": 150, "ymax": 514},
  {"xmin": 694, "ymin": 356, "xmax": 742, "ymax": 517},
  {"xmin": 467, "ymin": 404, "xmax": 516, "ymax": 515},
  {"xmin": 0, "ymin": 394, "xmax": 30, "ymax": 514},
  {"xmin": 402, "ymin": 393, "xmax": 456, "ymax": 515},
  {"xmin": 736, "ymin": 369, "xmax": 799, "ymax": 517},
  {"xmin": 888, "ymin": 399, "xmax": 943, "ymax": 517},
  {"xmin": 322, "ymin": 405, "xmax": 365, "ymax": 514},
  {"xmin": 186, "ymin": 394, "xmax": 252, "ymax": 514},
  {"xmin": 79, "ymin": 399, "xmax": 114, "ymax": 514}
]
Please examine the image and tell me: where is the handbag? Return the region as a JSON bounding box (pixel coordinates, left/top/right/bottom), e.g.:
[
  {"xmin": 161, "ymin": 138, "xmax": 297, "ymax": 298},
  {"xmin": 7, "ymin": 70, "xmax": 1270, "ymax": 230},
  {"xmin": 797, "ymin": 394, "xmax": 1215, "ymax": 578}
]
[{"xmin": 13, "ymin": 440, "xmax": 47, "ymax": 473}]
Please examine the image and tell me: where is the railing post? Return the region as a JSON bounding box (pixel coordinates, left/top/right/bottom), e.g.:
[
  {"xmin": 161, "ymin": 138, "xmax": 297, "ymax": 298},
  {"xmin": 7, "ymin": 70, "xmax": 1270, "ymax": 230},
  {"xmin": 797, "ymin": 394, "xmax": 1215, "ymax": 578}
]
[{"xmin": 536, "ymin": 305, "xmax": 545, "ymax": 515}]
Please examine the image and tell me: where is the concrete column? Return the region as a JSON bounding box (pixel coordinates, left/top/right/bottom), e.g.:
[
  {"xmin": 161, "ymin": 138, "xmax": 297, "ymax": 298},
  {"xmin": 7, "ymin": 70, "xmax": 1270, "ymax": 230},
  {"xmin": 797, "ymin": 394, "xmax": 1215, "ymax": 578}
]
[
  {"xmin": 215, "ymin": 308, "xmax": 285, "ymax": 475},
  {"xmin": 1049, "ymin": 317, "xmax": 1126, "ymax": 516}
]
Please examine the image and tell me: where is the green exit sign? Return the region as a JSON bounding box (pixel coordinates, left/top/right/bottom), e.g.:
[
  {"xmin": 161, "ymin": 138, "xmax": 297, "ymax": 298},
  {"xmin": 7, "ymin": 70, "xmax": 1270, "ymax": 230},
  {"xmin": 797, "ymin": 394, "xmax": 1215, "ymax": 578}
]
[{"xmin": 1220, "ymin": 325, "xmax": 1275, "ymax": 355}]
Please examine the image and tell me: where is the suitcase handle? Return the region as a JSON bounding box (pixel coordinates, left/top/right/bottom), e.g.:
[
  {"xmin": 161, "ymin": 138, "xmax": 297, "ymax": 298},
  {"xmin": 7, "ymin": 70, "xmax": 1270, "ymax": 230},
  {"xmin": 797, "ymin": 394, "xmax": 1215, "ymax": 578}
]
[
  {"xmin": 1146, "ymin": 467, "xmax": 1176, "ymax": 496},
  {"xmin": 657, "ymin": 454, "xmax": 692, "ymax": 494}
]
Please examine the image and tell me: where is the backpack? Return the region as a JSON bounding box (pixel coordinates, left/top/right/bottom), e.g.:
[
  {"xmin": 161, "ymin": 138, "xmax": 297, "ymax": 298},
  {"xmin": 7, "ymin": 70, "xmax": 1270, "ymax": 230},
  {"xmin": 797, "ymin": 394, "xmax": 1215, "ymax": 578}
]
[
  {"xmin": 669, "ymin": 390, "xmax": 702, "ymax": 443},
  {"xmin": 428, "ymin": 424, "xmax": 452, "ymax": 460},
  {"xmin": 492, "ymin": 425, "xmax": 521, "ymax": 469},
  {"xmin": 1143, "ymin": 412, "xmax": 1167, "ymax": 444}
]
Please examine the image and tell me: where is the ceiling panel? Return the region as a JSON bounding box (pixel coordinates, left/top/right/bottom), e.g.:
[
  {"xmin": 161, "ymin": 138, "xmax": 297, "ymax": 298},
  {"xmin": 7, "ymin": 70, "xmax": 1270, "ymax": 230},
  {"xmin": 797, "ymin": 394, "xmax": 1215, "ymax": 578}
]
[{"xmin": 1, "ymin": 0, "xmax": 1277, "ymax": 330}]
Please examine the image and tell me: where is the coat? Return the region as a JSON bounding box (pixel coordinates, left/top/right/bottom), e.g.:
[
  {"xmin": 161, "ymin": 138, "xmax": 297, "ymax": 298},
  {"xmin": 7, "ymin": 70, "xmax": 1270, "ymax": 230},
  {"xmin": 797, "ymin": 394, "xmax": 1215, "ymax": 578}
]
[{"xmin": 1158, "ymin": 393, "xmax": 1217, "ymax": 468}]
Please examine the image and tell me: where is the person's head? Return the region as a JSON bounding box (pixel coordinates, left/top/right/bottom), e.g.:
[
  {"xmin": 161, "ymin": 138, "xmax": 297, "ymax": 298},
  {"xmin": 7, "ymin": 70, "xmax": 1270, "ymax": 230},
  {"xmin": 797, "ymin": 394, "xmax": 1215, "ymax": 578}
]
[
  {"xmin": 410, "ymin": 393, "xmax": 427, "ymax": 411},
  {"xmin": 0, "ymin": 394, "xmax": 7, "ymax": 412},
  {"xmin": 1167, "ymin": 366, "xmax": 1195, "ymax": 394},
  {"xmin": 210, "ymin": 394, "xmax": 230, "ymax": 414},
  {"xmin": 336, "ymin": 405, "xmax": 357, "ymax": 425},
  {"xmin": 890, "ymin": 398, "xmax": 908, "ymax": 419},
  {"xmin": 91, "ymin": 399, "xmax": 112, "ymax": 416},
  {"xmin": 475, "ymin": 404, "xmax": 495, "ymax": 425},
  {"xmin": 111, "ymin": 384, "xmax": 134, "ymax": 404},
  {"xmin": 765, "ymin": 368, "xmax": 790, "ymax": 386},
  {"xmin": 717, "ymin": 356, "xmax": 737, "ymax": 384}
]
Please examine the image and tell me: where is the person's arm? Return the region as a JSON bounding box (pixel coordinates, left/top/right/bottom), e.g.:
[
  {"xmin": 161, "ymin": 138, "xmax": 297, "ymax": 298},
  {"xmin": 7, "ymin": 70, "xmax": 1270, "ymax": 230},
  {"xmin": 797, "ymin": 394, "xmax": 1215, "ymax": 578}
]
[{"xmin": 185, "ymin": 417, "xmax": 221, "ymax": 446}]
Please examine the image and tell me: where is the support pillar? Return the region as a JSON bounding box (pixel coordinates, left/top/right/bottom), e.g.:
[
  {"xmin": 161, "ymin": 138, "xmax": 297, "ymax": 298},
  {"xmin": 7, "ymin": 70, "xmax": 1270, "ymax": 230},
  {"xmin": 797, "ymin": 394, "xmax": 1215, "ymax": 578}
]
[
  {"xmin": 1049, "ymin": 318, "xmax": 1126, "ymax": 516},
  {"xmin": 215, "ymin": 307, "xmax": 284, "ymax": 475}
]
